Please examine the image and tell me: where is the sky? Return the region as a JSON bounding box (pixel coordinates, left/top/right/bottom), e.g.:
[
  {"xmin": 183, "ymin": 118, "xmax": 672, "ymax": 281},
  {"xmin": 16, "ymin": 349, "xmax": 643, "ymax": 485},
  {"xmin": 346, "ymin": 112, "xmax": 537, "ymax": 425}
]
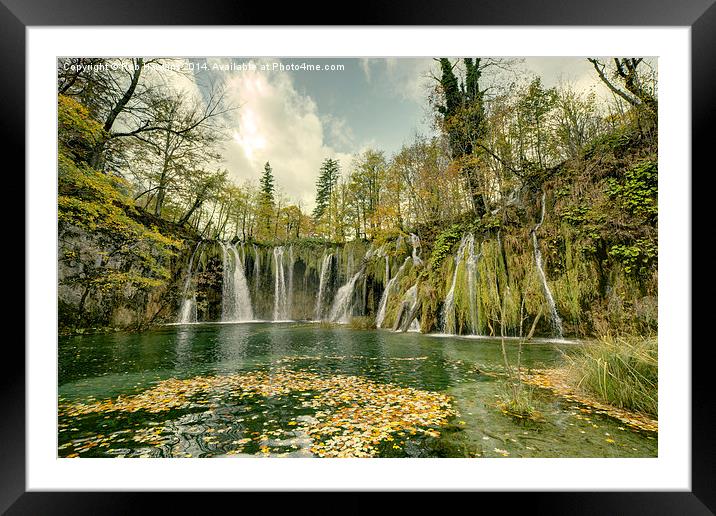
[{"xmin": 173, "ymin": 57, "xmax": 650, "ymax": 210}]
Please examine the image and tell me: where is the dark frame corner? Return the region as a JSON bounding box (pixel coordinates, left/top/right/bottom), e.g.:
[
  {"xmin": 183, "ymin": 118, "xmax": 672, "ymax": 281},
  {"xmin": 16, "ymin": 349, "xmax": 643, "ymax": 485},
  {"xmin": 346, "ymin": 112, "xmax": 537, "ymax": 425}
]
[{"xmin": 7, "ymin": 0, "xmax": 711, "ymax": 513}]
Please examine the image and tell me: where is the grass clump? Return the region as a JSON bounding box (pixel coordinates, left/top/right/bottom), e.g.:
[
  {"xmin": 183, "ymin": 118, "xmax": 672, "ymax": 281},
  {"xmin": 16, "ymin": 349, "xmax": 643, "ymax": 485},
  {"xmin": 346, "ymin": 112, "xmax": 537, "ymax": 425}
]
[
  {"xmin": 566, "ymin": 334, "xmax": 657, "ymax": 417},
  {"xmin": 348, "ymin": 316, "xmax": 376, "ymax": 330},
  {"xmin": 497, "ymin": 381, "xmax": 541, "ymax": 421}
]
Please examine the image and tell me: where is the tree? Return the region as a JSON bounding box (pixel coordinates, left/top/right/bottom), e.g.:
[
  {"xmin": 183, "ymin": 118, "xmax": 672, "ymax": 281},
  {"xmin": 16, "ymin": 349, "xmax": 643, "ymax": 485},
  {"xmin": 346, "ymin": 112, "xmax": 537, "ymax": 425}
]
[
  {"xmin": 57, "ymin": 95, "xmax": 180, "ymax": 322},
  {"xmin": 57, "ymin": 57, "xmax": 233, "ymax": 174},
  {"xmin": 129, "ymin": 90, "xmax": 224, "ymax": 217},
  {"xmin": 347, "ymin": 150, "xmax": 386, "ymax": 239},
  {"xmin": 176, "ymin": 169, "xmax": 228, "ymax": 227},
  {"xmin": 515, "ymin": 77, "xmax": 558, "ymax": 170},
  {"xmin": 435, "ymin": 58, "xmax": 489, "ymax": 216},
  {"xmin": 552, "ymin": 84, "xmax": 606, "ymax": 160},
  {"xmin": 587, "ymin": 58, "xmax": 657, "ymax": 131},
  {"xmin": 256, "ymin": 162, "xmax": 276, "ymax": 239},
  {"xmin": 259, "ymin": 162, "xmax": 275, "ymax": 204},
  {"xmin": 312, "ymin": 158, "xmax": 341, "ymax": 238},
  {"xmin": 391, "ymin": 135, "xmax": 459, "ymax": 228}
]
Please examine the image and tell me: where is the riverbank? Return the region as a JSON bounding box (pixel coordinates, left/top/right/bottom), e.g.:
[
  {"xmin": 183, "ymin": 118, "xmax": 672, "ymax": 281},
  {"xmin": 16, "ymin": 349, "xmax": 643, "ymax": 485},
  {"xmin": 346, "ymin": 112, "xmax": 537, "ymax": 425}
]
[{"xmin": 522, "ymin": 368, "xmax": 658, "ymax": 433}]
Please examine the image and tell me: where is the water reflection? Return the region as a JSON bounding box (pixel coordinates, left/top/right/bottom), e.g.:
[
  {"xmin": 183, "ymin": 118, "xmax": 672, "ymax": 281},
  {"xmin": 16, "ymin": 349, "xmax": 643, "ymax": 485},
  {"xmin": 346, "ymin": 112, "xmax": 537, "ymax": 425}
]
[
  {"xmin": 174, "ymin": 326, "xmax": 195, "ymax": 369},
  {"xmin": 58, "ymin": 323, "xmax": 657, "ymax": 458}
]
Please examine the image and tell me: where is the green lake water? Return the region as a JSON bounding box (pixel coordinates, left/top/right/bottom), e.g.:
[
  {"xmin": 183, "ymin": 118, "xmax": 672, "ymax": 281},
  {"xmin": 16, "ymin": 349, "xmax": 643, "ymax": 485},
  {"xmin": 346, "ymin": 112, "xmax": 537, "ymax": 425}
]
[{"xmin": 58, "ymin": 322, "xmax": 657, "ymax": 458}]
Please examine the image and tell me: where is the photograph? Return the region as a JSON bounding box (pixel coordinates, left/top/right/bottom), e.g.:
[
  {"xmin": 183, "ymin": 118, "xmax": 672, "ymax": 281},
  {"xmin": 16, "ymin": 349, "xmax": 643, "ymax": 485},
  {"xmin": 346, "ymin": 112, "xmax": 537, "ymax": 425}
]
[{"xmin": 56, "ymin": 55, "xmax": 660, "ymax": 460}]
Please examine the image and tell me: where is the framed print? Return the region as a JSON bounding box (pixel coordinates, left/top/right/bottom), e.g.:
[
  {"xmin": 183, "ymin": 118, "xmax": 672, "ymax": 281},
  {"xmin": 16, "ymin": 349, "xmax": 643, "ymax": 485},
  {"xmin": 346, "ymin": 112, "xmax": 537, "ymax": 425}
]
[{"xmin": 7, "ymin": 0, "xmax": 710, "ymax": 513}]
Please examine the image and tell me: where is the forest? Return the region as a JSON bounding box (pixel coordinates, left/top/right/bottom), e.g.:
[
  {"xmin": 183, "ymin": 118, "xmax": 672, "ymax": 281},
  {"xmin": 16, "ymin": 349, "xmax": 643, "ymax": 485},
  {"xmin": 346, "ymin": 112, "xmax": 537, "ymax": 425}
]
[
  {"xmin": 58, "ymin": 57, "xmax": 657, "ymax": 330},
  {"xmin": 57, "ymin": 57, "xmax": 658, "ymax": 458}
]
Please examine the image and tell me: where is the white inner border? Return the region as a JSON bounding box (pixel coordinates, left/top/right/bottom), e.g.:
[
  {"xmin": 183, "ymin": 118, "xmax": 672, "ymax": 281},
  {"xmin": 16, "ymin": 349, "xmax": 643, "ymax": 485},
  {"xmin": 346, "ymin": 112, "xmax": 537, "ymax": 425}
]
[{"xmin": 27, "ymin": 27, "xmax": 691, "ymax": 491}]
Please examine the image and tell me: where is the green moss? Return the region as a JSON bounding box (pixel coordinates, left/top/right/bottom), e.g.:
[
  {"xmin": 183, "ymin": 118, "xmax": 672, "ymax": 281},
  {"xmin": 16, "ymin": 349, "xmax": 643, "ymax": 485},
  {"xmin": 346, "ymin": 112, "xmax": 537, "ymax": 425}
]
[
  {"xmin": 348, "ymin": 316, "xmax": 376, "ymax": 330},
  {"xmin": 428, "ymin": 223, "xmax": 463, "ymax": 272}
]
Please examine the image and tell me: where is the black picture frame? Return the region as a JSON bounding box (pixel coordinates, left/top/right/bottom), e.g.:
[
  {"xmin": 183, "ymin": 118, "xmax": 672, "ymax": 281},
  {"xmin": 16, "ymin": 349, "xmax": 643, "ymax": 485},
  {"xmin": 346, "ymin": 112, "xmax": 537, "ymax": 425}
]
[{"xmin": 7, "ymin": 0, "xmax": 709, "ymax": 513}]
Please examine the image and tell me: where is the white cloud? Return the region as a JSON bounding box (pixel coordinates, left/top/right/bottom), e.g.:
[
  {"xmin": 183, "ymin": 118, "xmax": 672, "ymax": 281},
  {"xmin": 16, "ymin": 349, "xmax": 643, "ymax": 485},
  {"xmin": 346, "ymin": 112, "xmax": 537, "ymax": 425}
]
[
  {"xmin": 320, "ymin": 113, "xmax": 355, "ymax": 152},
  {"xmin": 359, "ymin": 58, "xmax": 373, "ymax": 82},
  {"xmin": 360, "ymin": 58, "xmax": 435, "ymax": 104},
  {"xmin": 209, "ymin": 58, "xmax": 354, "ymax": 211}
]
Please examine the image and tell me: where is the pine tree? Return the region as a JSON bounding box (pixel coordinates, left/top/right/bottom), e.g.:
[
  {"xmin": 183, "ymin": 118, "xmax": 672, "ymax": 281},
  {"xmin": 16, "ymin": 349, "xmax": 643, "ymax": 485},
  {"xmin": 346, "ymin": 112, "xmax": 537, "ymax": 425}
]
[
  {"xmin": 312, "ymin": 158, "xmax": 340, "ymax": 236},
  {"xmin": 258, "ymin": 161, "xmax": 276, "ymax": 238},
  {"xmin": 259, "ymin": 161, "xmax": 275, "ymax": 206}
]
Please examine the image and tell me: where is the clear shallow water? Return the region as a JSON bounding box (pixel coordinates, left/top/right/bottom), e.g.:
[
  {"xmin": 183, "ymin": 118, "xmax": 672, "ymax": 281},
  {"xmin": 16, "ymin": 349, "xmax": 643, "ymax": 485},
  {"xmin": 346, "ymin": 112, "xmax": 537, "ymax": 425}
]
[{"xmin": 58, "ymin": 323, "xmax": 657, "ymax": 458}]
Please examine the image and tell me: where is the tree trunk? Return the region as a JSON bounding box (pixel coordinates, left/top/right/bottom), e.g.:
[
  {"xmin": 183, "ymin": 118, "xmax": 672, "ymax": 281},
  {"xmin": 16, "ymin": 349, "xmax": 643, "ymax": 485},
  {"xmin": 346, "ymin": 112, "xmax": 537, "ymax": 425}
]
[{"xmin": 90, "ymin": 58, "xmax": 144, "ymax": 170}]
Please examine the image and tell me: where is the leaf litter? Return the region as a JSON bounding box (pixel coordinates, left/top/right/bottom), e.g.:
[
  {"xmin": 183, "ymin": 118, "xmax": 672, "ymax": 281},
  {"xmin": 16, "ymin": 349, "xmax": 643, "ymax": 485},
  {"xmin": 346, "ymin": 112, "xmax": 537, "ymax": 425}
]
[{"xmin": 59, "ymin": 367, "xmax": 456, "ymax": 458}]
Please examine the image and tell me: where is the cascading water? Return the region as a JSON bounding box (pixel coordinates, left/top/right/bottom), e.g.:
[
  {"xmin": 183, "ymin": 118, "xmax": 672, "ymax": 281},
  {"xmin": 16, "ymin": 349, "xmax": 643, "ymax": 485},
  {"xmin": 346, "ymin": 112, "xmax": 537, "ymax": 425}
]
[
  {"xmin": 287, "ymin": 246, "xmax": 294, "ymax": 316},
  {"xmin": 273, "ymin": 246, "xmax": 289, "ymax": 321},
  {"xmin": 315, "ymin": 253, "xmax": 333, "ymax": 320},
  {"xmin": 409, "ymin": 233, "xmax": 423, "ymax": 265},
  {"xmin": 375, "ymin": 257, "xmax": 410, "ymax": 329},
  {"xmin": 329, "ymin": 269, "xmax": 364, "ymax": 323},
  {"xmin": 253, "ymin": 244, "xmax": 261, "ymax": 298},
  {"xmin": 441, "ymin": 234, "xmax": 473, "ymax": 334},
  {"xmin": 328, "ymin": 244, "xmax": 380, "ymax": 323},
  {"xmin": 178, "ymin": 241, "xmax": 202, "ymax": 324},
  {"xmin": 532, "ymin": 191, "xmax": 564, "ymax": 338},
  {"xmin": 466, "ymin": 237, "xmax": 480, "ymax": 333},
  {"xmin": 394, "ymin": 283, "xmax": 420, "ymax": 332},
  {"xmin": 221, "ymin": 242, "xmax": 254, "ymax": 322},
  {"xmin": 374, "ymin": 237, "xmax": 424, "ymax": 331},
  {"xmin": 239, "ymin": 242, "xmax": 246, "ymax": 268},
  {"xmin": 220, "ymin": 243, "xmax": 233, "ymax": 319}
]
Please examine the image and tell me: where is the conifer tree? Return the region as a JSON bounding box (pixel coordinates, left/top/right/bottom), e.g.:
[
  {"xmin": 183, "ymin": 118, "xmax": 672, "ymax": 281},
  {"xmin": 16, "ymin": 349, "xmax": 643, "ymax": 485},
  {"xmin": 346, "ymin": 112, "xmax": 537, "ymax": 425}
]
[
  {"xmin": 259, "ymin": 161, "xmax": 275, "ymax": 206},
  {"xmin": 312, "ymin": 158, "xmax": 340, "ymax": 236},
  {"xmin": 258, "ymin": 161, "xmax": 276, "ymax": 238}
]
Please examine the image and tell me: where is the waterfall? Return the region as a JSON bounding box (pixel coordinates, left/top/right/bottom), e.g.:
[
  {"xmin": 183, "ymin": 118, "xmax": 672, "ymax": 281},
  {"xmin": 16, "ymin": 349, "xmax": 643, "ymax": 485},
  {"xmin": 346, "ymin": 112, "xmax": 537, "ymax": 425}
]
[
  {"xmin": 329, "ymin": 269, "xmax": 364, "ymax": 323},
  {"xmin": 287, "ymin": 246, "xmax": 294, "ymax": 316},
  {"xmin": 409, "ymin": 233, "xmax": 423, "ymax": 265},
  {"xmin": 178, "ymin": 241, "xmax": 202, "ymax": 324},
  {"xmin": 409, "ymin": 317, "xmax": 421, "ymax": 332},
  {"xmin": 375, "ymin": 257, "xmax": 410, "ymax": 329},
  {"xmin": 273, "ymin": 246, "xmax": 293, "ymax": 321},
  {"xmin": 394, "ymin": 283, "xmax": 420, "ymax": 332},
  {"xmin": 532, "ymin": 191, "xmax": 564, "ymax": 338},
  {"xmin": 441, "ymin": 234, "xmax": 473, "ymax": 334},
  {"xmin": 315, "ymin": 253, "xmax": 333, "ymax": 320},
  {"xmin": 466, "ymin": 237, "xmax": 480, "ymax": 333},
  {"xmin": 253, "ymin": 244, "xmax": 260, "ymax": 298},
  {"xmin": 220, "ymin": 242, "xmax": 254, "ymax": 322},
  {"xmin": 231, "ymin": 244, "xmax": 254, "ymax": 320},
  {"xmin": 220, "ymin": 243, "xmax": 232, "ymax": 319}
]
